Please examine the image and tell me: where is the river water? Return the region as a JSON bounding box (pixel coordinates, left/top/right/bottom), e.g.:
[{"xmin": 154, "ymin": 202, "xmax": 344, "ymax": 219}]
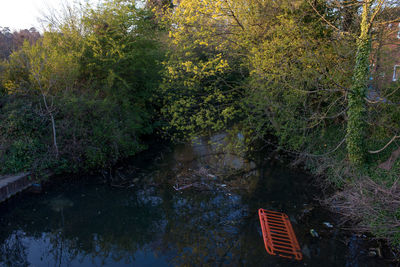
[{"xmin": 0, "ymin": 136, "xmax": 391, "ymax": 266}]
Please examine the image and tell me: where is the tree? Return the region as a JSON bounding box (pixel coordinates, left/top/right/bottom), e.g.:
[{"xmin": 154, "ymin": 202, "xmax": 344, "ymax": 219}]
[
  {"xmin": 163, "ymin": 0, "xmax": 353, "ymax": 155},
  {"xmin": 346, "ymin": 1, "xmax": 376, "ymax": 165},
  {"xmin": 0, "ymin": 0, "xmax": 166, "ymax": 173},
  {"xmin": 0, "ymin": 27, "xmax": 41, "ymax": 60},
  {"xmin": 160, "ymin": 0, "xmax": 255, "ymax": 140},
  {"xmin": 3, "ymin": 37, "xmax": 81, "ymax": 159},
  {"xmin": 312, "ymin": 0, "xmax": 399, "ymax": 166}
]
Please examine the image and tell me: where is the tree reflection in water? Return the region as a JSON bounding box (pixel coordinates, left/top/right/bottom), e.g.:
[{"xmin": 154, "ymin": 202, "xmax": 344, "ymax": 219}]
[
  {"xmin": 0, "ymin": 184, "xmax": 166, "ymax": 266},
  {"xmin": 0, "ymin": 232, "xmax": 28, "ymax": 267},
  {"xmin": 0, "ymin": 140, "xmax": 378, "ymax": 267},
  {"xmin": 0, "ymin": 180, "xmax": 264, "ymax": 267}
]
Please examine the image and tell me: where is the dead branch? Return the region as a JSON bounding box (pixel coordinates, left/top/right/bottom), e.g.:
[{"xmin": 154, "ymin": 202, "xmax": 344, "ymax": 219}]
[
  {"xmin": 368, "ymin": 135, "xmax": 399, "ymax": 154},
  {"xmin": 378, "ymin": 146, "xmax": 400, "ymax": 171},
  {"xmin": 325, "ymin": 176, "xmax": 400, "ymax": 239}
]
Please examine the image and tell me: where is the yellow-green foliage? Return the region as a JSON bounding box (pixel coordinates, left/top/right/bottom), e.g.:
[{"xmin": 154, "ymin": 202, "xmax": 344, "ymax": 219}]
[
  {"xmin": 246, "ymin": 3, "xmax": 354, "ymax": 151},
  {"xmin": 161, "ymin": 0, "xmax": 354, "ymax": 153},
  {"xmin": 0, "ymin": 0, "xmax": 164, "ymax": 174},
  {"xmin": 4, "ymin": 35, "xmax": 80, "ymax": 95},
  {"xmin": 160, "ymin": 0, "xmax": 249, "ymax": 139}
]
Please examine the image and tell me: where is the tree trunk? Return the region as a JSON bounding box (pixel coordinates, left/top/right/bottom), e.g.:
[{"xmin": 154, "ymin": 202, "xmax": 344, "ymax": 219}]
[
  {"xmin": 42, "ymin": 94, "xmax": 59, "ymax": 158},
  {"xmin": 346, "ymin": 1, "xmax": 371, "ymax": 166}
]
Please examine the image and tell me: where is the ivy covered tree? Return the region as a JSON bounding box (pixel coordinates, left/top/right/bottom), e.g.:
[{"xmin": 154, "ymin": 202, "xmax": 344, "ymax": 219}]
[{"xmin": 346, "ymin": 0, "xmax": 379, "ymax": 165}]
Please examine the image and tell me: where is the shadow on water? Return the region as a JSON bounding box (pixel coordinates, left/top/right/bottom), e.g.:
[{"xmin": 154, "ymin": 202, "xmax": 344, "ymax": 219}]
[{"xmin": 0, "ymin": 134, "xmax": 392, "ymax": 266}]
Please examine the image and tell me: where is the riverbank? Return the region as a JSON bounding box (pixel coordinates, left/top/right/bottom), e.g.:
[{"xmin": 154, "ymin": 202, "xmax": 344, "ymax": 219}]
[{"xmin": 295, "ymin": 149, "xmax": 400, "ymax": 260}]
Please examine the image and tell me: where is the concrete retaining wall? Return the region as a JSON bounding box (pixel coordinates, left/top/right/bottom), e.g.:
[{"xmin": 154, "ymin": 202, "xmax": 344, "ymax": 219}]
[{"xmin": 0, "ymin": 173, "xmax": 32, "ymax": 203}]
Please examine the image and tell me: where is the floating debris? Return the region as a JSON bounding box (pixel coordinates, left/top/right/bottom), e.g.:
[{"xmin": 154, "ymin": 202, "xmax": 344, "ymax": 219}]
[
  {"xmin": 368, "ymin": 248, "xmax": 382, "ymax": 258},
  {"xmin": 173, "ymin": 183, "xmax": 194, "ymax": 191},
  {"xmin": 49, "ymin": 197, "xmax": 74, "ymax": 212},
  {"xmin": 30, "ymin": 183, "xmax": 42, "ymax": 194},
  {"xmin": 310, "ymin": 229, "xmax": 319, "ymax": 238},
  {"xmin": 368, "ymin": 250, "xmax": 377, "ymax": 257},
  {"xmin": 302, "ymin": 204, "xmax": 314, "ymax": 214},
  {"xmin": 207, "ymin": 174, "xmax": 217, "ymax": 179},
  {"xmin": 323, "ymin": 222, "xmax": 333, "ymax": 228}
]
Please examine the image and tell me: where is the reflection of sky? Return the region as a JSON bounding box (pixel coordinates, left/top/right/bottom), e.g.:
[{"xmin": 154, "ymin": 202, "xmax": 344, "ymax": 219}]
[{"xmin": 21, "ymin": 233, "xmax": 173, "ymax": 267}]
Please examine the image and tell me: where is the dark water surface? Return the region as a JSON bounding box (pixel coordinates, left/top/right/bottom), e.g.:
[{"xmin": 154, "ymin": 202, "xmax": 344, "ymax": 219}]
[{"xmin": 0, "ymin": 140, "xmax": 390, "ymax": 267}]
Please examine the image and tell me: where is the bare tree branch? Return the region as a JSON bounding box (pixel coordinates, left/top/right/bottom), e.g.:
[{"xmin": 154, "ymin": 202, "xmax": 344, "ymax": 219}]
[{"xmin": 368, "ymin": 135, "xmax": 399, "ymax": 154}]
